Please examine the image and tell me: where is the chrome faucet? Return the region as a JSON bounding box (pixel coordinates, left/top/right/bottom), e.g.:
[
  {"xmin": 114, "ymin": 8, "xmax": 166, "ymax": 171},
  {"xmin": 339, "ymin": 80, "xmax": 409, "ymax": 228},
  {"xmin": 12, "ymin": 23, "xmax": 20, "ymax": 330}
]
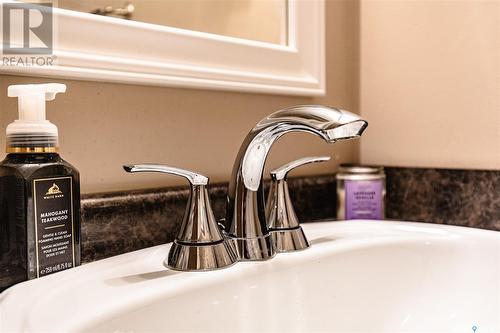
[
  {"xmin": 124, "ymin": 105, "xmax": 367, "ymax": 270},
  {"xmin": 223, "ymin": 105, "xmax": 368, "ymax": 261}
]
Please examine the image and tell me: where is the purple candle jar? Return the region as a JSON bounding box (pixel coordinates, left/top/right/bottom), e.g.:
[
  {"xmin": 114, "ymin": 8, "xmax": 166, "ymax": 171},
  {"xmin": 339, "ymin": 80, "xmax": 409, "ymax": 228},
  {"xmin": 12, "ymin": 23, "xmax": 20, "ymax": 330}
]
[{"xmin": 336, "ymin": 164, "xmax": 386, "ymax": 220}]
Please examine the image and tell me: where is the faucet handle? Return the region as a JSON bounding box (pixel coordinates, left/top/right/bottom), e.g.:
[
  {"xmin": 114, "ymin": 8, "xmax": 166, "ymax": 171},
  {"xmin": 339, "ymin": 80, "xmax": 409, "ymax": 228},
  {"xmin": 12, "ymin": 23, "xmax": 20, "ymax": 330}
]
[
  {"xmin": 123, "ymin": 163, "xmax": 237, "ymax": 271},
  {"xmin": 270, "ymin": 156, "xmax": 331, "ymax": 181},
  {"xmin": 267, "ymin": 156, "xmax": 330, "ymax": 253},
  {"xmin": 123, "ymin": 164, "xmax": 208, "ymax": 185}
]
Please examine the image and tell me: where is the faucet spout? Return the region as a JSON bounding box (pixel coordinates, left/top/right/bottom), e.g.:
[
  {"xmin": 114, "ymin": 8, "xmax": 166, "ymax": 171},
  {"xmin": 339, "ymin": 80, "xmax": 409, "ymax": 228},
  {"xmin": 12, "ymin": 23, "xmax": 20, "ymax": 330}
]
[{"xmin": 224, "ymin": 105, "xmax": 368, "ymax": 260}]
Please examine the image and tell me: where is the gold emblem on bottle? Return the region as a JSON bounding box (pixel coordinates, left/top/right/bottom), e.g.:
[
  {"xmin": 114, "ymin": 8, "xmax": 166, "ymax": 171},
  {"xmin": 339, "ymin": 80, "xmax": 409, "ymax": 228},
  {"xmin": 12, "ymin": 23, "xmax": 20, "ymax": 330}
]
[{"xmin": 45, "ymin": 183, "xmax": 63, "ymax": 195}]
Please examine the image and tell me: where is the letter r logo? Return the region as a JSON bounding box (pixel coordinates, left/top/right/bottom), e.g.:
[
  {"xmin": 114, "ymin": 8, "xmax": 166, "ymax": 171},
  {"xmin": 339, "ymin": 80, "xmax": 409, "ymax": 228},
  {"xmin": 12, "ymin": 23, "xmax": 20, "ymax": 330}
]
[{"xmin": 2, "ymin": 2, "xmax": 53, "ymax": 55}]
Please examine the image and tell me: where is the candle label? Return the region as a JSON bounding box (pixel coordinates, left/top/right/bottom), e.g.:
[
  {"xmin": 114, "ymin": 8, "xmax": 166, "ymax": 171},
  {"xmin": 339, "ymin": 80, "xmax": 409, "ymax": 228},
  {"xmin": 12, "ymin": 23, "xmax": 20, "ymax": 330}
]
[{"xmin": 345, "ymin": 179, "xmax": 384, "ymax": 219}]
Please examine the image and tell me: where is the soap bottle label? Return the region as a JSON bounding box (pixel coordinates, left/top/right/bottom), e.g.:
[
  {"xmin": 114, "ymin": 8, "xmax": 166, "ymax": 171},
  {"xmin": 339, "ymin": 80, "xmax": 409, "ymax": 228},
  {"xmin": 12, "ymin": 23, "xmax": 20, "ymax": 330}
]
[
  {"xmin": 33, "ymin": 176, "xmax": 75, "ymax": 277},
  {"xmin": 345, "ymin": 179, "xmax": 384, "ymax": 219}
]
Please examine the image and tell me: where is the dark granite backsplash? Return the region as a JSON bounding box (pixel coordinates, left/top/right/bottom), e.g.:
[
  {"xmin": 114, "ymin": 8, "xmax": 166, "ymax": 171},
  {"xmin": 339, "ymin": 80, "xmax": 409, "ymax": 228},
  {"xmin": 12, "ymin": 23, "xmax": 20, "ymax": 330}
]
[
  {"xmin": 385, "ymin": 168, "xmax": 500, "ymax": 230},
  {"xmin": 81, "ymin": 167, "xmax": 499, "ymax": 263}
]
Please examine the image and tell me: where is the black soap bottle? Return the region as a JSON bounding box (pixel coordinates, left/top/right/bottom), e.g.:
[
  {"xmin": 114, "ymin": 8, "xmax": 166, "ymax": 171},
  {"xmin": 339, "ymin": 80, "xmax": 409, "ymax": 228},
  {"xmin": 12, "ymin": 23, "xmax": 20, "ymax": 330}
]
[{"xmin": 0, "ymin": 83, "xmax": 81, "ymax": 292}]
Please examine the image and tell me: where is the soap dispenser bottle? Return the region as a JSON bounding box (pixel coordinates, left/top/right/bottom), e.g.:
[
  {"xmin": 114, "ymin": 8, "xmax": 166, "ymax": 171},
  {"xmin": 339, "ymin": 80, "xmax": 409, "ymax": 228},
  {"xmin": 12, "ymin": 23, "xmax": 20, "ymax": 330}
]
[{"xmin": 0, "ymin": 83, "xmax": 81, "ymax": 292}]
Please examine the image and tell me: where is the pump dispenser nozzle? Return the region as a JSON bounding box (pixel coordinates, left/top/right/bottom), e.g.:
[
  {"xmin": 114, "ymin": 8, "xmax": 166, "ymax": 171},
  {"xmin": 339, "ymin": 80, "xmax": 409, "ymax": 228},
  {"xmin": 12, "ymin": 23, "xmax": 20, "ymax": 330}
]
[{"xmin": 6, "ymin": 83, "xmax": 66, "ymax": 153}]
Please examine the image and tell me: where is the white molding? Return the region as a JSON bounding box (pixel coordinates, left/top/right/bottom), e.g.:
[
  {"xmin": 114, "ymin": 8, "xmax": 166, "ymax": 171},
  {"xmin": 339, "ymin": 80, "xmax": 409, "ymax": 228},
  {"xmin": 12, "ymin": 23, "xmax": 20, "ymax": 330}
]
[{"xmin": 0, "ymin": 0, "xmax": 325, "ymax": 96}]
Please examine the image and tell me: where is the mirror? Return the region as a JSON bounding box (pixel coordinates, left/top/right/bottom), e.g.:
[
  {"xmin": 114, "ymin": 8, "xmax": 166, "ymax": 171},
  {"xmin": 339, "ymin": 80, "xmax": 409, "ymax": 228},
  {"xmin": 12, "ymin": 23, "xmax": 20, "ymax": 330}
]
[
  {"xmin": 53, "ymin": 0, "xmax": 288, "ymax": 45},
  {"xmin": 5, "ymin": 0, "xmax": 324, "ymax": 96}
]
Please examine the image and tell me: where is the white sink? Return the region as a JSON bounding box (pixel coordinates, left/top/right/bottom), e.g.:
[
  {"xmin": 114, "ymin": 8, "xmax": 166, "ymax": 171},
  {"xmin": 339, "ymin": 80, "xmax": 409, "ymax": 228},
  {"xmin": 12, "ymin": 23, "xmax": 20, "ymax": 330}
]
[{"xmin": 1, "ymin": 220, "xmax": 499, "ymax": 332}]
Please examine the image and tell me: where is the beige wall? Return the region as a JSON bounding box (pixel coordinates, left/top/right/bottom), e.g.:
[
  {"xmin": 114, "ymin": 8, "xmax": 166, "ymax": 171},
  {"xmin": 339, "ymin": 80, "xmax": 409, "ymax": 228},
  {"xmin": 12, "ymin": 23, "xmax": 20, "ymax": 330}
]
[
  {"xmin": 360, "ymin": 0, "xmax": 500, "ymax": 170},
  {"xmin": 0, "ymin": 0, "xmax": 360, "ymax": 194},
  {"xmin": 5, "ymin": 0, "xmax": 495, "ymax": 194}
]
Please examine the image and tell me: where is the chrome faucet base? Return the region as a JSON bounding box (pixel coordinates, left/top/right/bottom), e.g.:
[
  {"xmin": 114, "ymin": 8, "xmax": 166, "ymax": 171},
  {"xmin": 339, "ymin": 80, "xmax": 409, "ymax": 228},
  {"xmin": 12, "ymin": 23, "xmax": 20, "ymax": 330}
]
[
  {"xmin": 270, "ymin": 227, "xmax": 310, "ymax": 253},
  {"xmin": 225, "ymin": 234, "xmax": 276, "ymax": 261},
  {"xmin": 166, "ymin": 240, "xmax": 238, "ymax": 271}
]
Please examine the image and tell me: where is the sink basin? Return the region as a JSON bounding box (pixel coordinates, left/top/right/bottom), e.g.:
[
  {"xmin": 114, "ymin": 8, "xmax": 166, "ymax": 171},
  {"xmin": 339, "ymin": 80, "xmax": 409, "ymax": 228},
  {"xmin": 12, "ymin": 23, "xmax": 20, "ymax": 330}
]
[{"xmin": 1, "ymin": 220, "xmax": 499, "ymax": 332}]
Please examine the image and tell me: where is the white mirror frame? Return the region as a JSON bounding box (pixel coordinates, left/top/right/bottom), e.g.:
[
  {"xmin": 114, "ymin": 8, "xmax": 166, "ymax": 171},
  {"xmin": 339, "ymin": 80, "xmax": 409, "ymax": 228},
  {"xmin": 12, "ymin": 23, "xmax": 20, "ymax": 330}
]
[{"xmin": 0, "ymin": 0, "xmax": 325, "ymax": 96}]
